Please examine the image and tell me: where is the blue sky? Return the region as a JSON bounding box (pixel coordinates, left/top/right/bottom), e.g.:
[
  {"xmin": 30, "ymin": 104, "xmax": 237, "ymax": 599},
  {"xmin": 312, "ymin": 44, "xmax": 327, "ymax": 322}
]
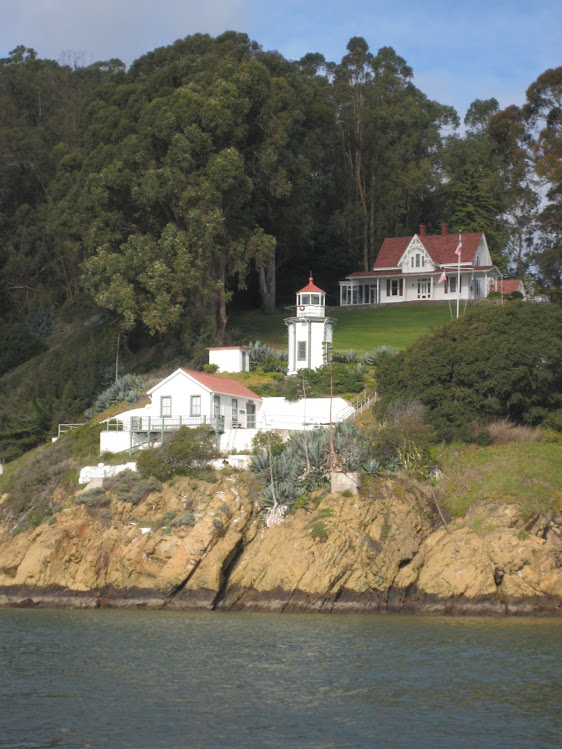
[{"xmin": 1, "ymin": 0, "xmax": 560, "ymax": 119}]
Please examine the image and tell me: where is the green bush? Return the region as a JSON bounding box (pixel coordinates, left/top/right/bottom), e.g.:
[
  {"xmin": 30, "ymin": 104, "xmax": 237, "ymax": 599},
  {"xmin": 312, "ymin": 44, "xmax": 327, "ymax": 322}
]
[
  {"xmin": 376, "ymin": 304, "xmax": 562, "ymax": 440},
  {"xmin": 136, "ymin": 426, "xmax": 217, "ymax": 482},
  {"xmin": 85, "ymin": 374, "xmax": 146, "ymax": 418},
  {"xmin": 310, "ymin": 520, "xmax": 328, "ymax": 541}
]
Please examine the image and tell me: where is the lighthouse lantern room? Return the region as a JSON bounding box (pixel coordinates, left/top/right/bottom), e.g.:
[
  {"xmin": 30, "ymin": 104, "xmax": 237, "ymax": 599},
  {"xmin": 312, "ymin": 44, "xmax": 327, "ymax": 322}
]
[{"xmin": 285, "ymin": 274, "xmax": 336, "ymax": 375}]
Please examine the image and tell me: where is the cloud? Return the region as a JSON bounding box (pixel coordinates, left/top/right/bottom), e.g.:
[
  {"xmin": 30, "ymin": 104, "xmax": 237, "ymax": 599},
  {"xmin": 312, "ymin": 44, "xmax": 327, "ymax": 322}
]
[{"xmin": 0, "ymin": 0, "xmax": 251, "ymax": 64}]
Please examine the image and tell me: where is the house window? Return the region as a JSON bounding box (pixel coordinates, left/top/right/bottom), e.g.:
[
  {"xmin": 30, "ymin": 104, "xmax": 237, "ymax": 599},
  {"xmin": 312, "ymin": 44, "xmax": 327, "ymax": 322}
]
[
  {"xmin": 297, "ymin": 341, "xmax": 307, "ymax": 361},
  {"xmin": 301, "ymin": 294, "xmax": 310, "ymax": 305},
  {"xmin": 421, "ymin": 255, "xmax": 425, "ymax": 267},
  {"xmin": 411, "ymin": 256, "xmax": 415, "ymax": 267},
  {"xmin": 160, "ymin": 396, "xmax": 172, "ymax": 417},
  {"xmin": 475, "ymin": 279, "xmax": 481, "ymax": 296},
  {"xmin": 391, "ymin": 280, "xmax": 399, "ymax": 296},
  {"xmin": 475, "ymin": 255, "xmax": 480, "ymax": 267},
  {"xmin": 311, "ymin": 294, "xmax": 320, "ymax": 305},
  {"xmin": 449, "ymin": 276, "xmax": 457, "ymax": 293},
  {"xmin": 415, "ymin": 254, "xmax": 420, "ymax": 267},
  {"xmin": 232, "ymin": 398, "xmax": 238, "ymax": 424},
  {"xmin": 190, "ymin": 395, "xmax": 201, "ymax": 416}
]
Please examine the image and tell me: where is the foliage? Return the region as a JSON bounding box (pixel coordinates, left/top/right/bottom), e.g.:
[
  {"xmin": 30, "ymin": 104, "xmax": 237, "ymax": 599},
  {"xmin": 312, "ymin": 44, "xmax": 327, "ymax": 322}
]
[
  {"xmin": 368, "ymin": 399, "xmax": 437, "ymax": 467},
  {"xmin": 103, "ymin": 469, "xmax": 162, "ymax": 505},
  {"xmin": 376, "ymin": 304, "xmax": 562, "ymax": 440},
  {"xmin": 85, "ymin": 374, "xmax": 146, "ymax": 417},
  {"xmin": 247, "ymin": 341, "xmax": 287, "ymax": 372},
  {"xmin": 0, "ymin": 323, "xmax": 47, "ymax": 375},
  {"xmin": 251, "ymin": 430, "xmax": 284, "ymax": 456},
  {"xmin": 75, "ymin": 488, "xmax": 110, "ymax": 507},
  {"xmin": 136, "ymin": 426, "xmax": 217, "ymax": 482}
]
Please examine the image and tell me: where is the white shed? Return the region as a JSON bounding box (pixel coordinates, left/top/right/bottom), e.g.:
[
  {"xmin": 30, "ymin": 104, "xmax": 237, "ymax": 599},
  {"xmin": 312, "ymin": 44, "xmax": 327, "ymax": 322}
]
[{"xmin": 206, "ymin": 346, "xmax": 251, "ymax": 373}]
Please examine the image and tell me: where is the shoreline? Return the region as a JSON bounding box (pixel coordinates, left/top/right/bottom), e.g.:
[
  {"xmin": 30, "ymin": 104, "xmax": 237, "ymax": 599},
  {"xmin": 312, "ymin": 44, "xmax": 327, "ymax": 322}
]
[{"xmin": 1, "ymin": 584, "xmax": 560, "ymax": 616}]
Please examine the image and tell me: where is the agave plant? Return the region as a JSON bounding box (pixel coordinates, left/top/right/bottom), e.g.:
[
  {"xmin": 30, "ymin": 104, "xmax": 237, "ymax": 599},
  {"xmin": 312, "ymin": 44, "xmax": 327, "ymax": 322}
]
[
  {"xmin": 363, "ymin": 346, "xmax": 398, "ymax": 367},
  {"xmin": 362, "ymin": 458, "xmax": 382, "ymax": 476},
  {"xmin": 86, "ymin": 374, "xmax": 146, "ymax": 418}
]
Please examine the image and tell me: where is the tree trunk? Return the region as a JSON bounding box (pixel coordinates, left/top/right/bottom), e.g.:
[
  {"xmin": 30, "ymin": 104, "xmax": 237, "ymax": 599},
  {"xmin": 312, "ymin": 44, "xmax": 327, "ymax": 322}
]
[{"xmin": 258, "ymin": 250, "xmax": 276, "ymax": 313}]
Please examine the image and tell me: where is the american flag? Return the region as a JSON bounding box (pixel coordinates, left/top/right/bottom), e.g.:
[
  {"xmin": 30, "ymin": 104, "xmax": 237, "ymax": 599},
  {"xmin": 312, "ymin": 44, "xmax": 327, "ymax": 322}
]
[
  {"xmin": 438, "ymin": 271, "xmax": 446, "ymax": 283},
  {"xmin": 455, "ymin": 235, "xmax": 462, "ymax": 256}
]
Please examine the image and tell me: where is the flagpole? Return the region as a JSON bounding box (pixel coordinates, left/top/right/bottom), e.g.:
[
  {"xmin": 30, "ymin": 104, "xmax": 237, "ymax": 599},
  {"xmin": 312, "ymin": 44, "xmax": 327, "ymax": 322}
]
[{"xmin": 456, "ymin": 233, "xmax": 461, "ymax": 319}]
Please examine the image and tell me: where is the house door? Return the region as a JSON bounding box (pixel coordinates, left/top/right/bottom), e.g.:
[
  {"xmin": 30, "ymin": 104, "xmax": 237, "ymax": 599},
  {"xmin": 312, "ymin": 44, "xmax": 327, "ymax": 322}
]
[
  {"xmin": 213, "ymin": 395, "xmax": 221, "ymax": 431},
  {"xmin": 417, "ymin": 277, "xmax": 431, "ymax": 299},
  {"xmin": 369, "ymin": 286, "xmax": 377, "ymax": 304},
  {"xmin": 246, "ymin": 402, "xmax": 256, "ymax": 429}
]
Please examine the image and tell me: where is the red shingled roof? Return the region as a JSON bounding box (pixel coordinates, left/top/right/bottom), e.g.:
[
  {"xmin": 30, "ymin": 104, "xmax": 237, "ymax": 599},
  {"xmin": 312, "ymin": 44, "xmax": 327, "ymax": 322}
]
[
  {"xmin": 180, "ymin": 369, "xmax": 261, "ymax": 399},
  {"xmin": 490, "ymin": 279, "xmax": 523, "ymax": 294},
  {"xmin": 374, "ymin": 232, "xmax": 483, "ymax": 268},
  {"xmin": 298, "ymin": 273, "xmax": 325, "ymax": 294}
]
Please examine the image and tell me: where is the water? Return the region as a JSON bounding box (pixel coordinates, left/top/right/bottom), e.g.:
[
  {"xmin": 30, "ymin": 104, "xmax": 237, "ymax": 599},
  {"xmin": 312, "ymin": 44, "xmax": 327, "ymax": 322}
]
[{"xmin": 0, "ymin": 610, "xmax": 560, "ymax": 749}]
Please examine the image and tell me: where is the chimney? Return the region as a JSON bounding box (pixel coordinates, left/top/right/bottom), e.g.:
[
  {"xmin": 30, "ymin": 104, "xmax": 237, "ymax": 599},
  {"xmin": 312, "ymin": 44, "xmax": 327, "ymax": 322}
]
[
  {"xmin": 419, "ymin": 224, "xmax": 426, "ymax": 237},
  {"xmin": 441, "ymin": 223, "xmax": 448, "ymax": 236}
]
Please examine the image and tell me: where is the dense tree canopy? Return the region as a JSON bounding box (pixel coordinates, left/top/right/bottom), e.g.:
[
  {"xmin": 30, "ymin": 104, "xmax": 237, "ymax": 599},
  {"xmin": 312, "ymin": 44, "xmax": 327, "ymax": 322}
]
[{"xmin": 0, "ymin": 33, "xmax": 560, "ymax": 457}]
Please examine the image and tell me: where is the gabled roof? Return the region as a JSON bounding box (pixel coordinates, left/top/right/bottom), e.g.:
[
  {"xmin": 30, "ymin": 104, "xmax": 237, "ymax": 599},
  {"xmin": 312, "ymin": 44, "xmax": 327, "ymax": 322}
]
[
  {"xmin": 180, "ymin": 369, "xmax": 261, "ymax": 399},
  {"xmin": 298, "ymin": 273, "xmax": 325, "ymax": 294},
  {"xmin": 148, "ymin": 368, "xmax": 261, "ymax": 399},
  {"xmin": 374, "ymin": 232, "xmax": 484, "ymax": 268}
]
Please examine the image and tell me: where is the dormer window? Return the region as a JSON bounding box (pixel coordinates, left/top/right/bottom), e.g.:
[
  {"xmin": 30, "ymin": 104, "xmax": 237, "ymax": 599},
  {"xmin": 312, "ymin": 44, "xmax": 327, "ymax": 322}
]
[{"xmin": 416, "ymin": 254, "xmax": 420, "ymax": 268}]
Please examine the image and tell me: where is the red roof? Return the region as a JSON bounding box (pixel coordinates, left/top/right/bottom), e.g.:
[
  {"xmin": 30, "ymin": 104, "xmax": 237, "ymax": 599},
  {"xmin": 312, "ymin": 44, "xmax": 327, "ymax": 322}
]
[
  {"xmin": 491, "ymin": 279, "xmax": 523, "ymax": 294},
  {"xmin": 180, "ymin": 369, "xmax": 261, "ymax": 399},
  {"xmin": 374, "ymin": 232, "xmax": 484, "ymax": 268},
  {"xmin": 298, "ymin": 273, "xmax": 325, "ymax": 294}
]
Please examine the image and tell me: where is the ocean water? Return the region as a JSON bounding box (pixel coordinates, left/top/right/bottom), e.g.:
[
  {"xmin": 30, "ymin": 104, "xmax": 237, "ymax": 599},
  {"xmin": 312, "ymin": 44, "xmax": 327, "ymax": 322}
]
[{"xmin": 0, "ymin": 609, "xmax": 560, "ymax": 748}]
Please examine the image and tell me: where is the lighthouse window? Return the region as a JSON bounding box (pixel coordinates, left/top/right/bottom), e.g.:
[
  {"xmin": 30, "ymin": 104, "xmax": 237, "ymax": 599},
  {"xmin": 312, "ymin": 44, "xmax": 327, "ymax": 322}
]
[
  {"xmin": 297, "ymin": 341, "xmax": 307, "ymax": 361},
  {"xmin": 311, "ymin": 294, "xmax": 320, "ymax": 305},
  {"xmin": 301, "ymin": 294, "xmax": 310, "ymax": 305}
]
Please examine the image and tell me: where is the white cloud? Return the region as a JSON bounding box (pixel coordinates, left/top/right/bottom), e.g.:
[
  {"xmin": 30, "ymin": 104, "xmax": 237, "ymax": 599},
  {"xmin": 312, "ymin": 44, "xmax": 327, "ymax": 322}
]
[{"xmin": 0, "ymin": 0, "xmax": 250, "ymax": 64}]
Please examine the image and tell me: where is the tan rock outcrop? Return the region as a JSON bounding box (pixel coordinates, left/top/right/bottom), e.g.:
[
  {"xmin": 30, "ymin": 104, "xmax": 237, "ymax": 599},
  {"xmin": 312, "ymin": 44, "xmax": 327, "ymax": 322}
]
[{"xmin": 0, "ymin": 474, "xmax": 560, "ymax": 614}]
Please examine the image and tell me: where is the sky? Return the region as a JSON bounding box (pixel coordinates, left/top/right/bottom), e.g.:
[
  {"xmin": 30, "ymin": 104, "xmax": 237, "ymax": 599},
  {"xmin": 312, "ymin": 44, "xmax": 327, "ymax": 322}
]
[{"xmin": 1, "ymin": 0, "xmax": 560, "ymax": 119}]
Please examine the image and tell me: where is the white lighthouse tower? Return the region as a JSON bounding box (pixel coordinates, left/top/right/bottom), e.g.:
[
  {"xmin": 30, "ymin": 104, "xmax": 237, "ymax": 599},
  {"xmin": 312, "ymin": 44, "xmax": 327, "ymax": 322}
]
[{"xmin": 285, "ymin": 274, "xmax": 336, "ymax": 376}]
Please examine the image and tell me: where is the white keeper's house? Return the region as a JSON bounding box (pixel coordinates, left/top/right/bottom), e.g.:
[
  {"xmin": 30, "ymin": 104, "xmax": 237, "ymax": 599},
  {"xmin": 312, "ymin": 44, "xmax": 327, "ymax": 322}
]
[{"xmin": 339, "ymin": 224, "xmax": 502, "ymax": 306}]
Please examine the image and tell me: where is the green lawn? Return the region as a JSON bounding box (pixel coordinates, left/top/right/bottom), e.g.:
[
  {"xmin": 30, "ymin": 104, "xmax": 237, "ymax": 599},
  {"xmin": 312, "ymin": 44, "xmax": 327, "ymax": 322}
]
[{"xmin": 227, "ymin": 304, "xmax": 459, "ymax": 352}]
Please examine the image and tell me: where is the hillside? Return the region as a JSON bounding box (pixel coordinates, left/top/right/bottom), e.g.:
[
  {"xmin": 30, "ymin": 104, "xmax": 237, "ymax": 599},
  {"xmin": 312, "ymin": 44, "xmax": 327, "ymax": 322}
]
[{"xmin": 228, "ymin": 304, "xmax": 460, "ymax": 351}]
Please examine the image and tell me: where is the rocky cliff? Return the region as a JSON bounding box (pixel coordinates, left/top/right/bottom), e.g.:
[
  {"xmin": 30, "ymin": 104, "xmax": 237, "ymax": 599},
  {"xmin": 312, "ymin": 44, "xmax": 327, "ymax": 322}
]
[{"xmin": 0, "ymin": 473, "xmax": 560, "ymax": 614}]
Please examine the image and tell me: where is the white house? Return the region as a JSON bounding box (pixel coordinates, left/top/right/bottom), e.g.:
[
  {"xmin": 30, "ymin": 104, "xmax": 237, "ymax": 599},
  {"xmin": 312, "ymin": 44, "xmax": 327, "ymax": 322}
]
[
  {"xmin": 285, "ymin": 274, "xmax": 336, "ymax": 375},
  {"xmin": 339, "ymin": 224, "xmax": 502, "ymax": 306},
  {"xmin": 206, "ymin": 346, "xmax": 251, "ymax": 373},
  {"xmin": 101, "ymin": 368, "xmax": 352, "ymax": 455}
]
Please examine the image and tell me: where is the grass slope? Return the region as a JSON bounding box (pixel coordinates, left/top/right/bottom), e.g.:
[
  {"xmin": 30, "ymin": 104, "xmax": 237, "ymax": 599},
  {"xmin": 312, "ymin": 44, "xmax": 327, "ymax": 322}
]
[
  {"xmin": 436, "ymin": 440, "xmax": 562, "ymax": 520},
  {"xmin": 228, "ymin": 304, "xmax": 460, "ymax": 352}
]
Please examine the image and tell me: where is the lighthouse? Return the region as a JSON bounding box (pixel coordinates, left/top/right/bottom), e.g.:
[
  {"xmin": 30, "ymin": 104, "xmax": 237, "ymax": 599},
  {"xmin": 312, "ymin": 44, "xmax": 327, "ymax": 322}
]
[{"xmin": 285, "ymin": 274, "xmax": 336, "ymax": 376}]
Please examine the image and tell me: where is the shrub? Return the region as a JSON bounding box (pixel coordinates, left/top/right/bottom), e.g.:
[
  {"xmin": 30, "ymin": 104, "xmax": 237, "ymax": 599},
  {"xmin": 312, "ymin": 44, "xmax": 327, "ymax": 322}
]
[
  {"xmin": 203, "ymin": 363, "xmax": 219, "ymax": 374},
  {"xmin": 103, "ymin": 470, "xmax": 162, "ymax": 505},
  {"xmin": 369, "ymin": 399, "xmax": 436, "ymax": 465},
  {"xmin": 251, "ymin": 430, "xmax": 284, "ymax": 456},
  {"xmin": 0, "ymin": 323, "xmax": 47, "ymax": 375},
  {"xmin": 376, "ymin": 304, "xmax": 562, "ymax": 440},
  {"xmin": 170, "ymin": 510, "xmax": 196, "ymax": 527},
  {"xmin": 310, "ymin": 520, "xmax": 328, "ymax": 542},
  {"xmin": 136, "ymin": 426, "xmax": 217, "ymax": 482},
  {"xmin": 486, "ymin": 419, "xmax": 542, "ymax": 444},
  {"xmin": 75, "ymin": 488, "xmax": 110, "ymax": 507}
]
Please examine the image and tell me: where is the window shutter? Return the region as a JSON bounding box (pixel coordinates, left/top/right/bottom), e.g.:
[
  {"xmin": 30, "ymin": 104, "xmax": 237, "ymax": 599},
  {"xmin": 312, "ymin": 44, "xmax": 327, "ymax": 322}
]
[
  {"xmin": 444, "ymin": 278, "xmax": 448, "ymax": 294},
  {"xmin": 399, "ymin": 279, "xmax": 404, "ymax": 296},
  {"xmin": 459, "ymin": 276, "xmax": 462, "ymax": 292},
  {"xmin": 386, "ymin": 280, "xmax": 390, "ymax": 296}
]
